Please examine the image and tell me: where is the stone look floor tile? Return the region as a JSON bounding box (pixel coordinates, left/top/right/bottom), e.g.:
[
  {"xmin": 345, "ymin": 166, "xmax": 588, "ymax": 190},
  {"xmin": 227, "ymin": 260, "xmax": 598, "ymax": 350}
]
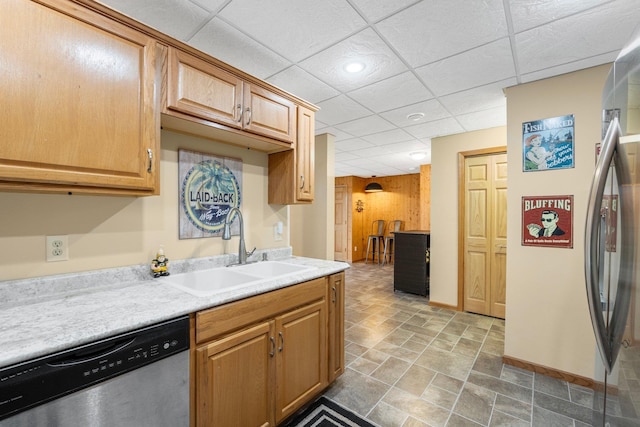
[
  {"xmin": 453, "ymin": 382, "xmax": 496, "ymax": 425},
  {"xmin": 317, "ymin": 262, "xmax": 589, "ymax": 427}
]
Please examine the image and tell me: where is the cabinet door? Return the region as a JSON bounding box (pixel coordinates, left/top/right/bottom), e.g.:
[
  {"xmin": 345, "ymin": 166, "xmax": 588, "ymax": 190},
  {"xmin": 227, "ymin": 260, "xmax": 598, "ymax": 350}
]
[
  {"xmin": 328, "ymin": 272, "xmax": 345, "ymax": 382},
  {"xmin": 296, "ymin": 106, "xmax": 315, "ymax": 201},
  {"xmin": 267, "ymin": 107, "xmax": 316, "ymax": 205},
  {"xmin": 166, "ymin": 47, "xmax": 244, "ymax": 130},
  {"xmin": 244, "ymin": 84, "xmax": 296, "ymax": 144},
  {"xmin": 196, "ymin": 321, "xmax": 275, "ymax": 427},
  {"xmin": 275, "ymin": 300, "xmax": 327, "ymax": 423},
  {"xmin": 0, "ymin": 0, "xmax": 159, "ymax": 194}
]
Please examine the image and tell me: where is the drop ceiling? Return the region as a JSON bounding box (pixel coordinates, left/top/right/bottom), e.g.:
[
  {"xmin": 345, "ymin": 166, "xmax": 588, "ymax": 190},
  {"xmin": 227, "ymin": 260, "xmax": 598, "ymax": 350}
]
[{"xmin": 98, "ymin": 0, "xmax": 640, "ymax": 177}]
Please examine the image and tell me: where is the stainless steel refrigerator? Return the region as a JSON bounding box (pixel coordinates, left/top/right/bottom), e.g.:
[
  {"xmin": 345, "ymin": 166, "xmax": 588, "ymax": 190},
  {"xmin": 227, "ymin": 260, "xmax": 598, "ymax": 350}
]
[{"xmin": 586, "ymin": 24, "xmax": 640, "ymax": 426}]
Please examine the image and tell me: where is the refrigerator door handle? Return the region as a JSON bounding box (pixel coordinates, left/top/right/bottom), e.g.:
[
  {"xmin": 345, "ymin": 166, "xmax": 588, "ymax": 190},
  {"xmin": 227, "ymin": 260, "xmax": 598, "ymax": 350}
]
[{"xmin": 585, "ymin": 117, "xmax": 620, "ymax": 373}]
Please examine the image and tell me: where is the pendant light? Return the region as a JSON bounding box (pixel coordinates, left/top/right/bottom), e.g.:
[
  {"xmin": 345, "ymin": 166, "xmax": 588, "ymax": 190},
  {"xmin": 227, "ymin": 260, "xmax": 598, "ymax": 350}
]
[{"xmin": 365, "ymin": 182, "xmax": 383, "ymax": 192}]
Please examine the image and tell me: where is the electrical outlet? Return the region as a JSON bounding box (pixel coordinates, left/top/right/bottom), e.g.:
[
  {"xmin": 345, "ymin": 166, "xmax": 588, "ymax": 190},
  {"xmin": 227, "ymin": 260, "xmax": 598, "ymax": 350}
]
[
  {"xmin": 354, "ymin": 246, "xmax": 358, "ymax": 252},
  {"xmin": 46, "ymin": 235, "xmax": 69, "ymax": 262}
]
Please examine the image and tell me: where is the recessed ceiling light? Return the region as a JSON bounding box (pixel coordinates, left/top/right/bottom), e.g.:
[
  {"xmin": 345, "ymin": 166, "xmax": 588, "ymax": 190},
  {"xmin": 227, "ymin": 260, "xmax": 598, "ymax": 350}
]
[
  {"xmin": 407, "ymin": 112, "xmax": 425, "ymax": 121},
  {"xmin": 344, "ymin": 62, "xmax": 365, "ymax": 73},
  {"xmin": 410, "ymin": 152, "xmax": 426, "ymax": 160}
]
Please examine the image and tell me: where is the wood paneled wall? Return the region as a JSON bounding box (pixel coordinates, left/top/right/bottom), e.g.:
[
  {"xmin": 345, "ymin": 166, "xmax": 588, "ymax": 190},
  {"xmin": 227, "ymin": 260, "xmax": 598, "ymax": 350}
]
[
  {"xmin": 420, "ymin": 164, "xmax": 431, "ymax": 231},
  {"xmin": 336, "ymin": 170, "xmax": 430, "ymax": 262}
]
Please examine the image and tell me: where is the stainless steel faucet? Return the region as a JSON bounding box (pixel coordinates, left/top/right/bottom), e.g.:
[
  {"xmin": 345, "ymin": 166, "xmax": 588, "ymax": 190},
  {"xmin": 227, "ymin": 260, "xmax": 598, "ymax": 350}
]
[{"xmin": 222, "ymin": 207, "xmax": 256, "ymax": 265}]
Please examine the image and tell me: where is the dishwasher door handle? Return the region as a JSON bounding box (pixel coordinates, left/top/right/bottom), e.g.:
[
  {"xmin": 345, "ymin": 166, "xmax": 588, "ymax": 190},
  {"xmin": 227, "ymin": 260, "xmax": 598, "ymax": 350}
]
[{"xmin": 47, "ymin": 338, "xmax": 136, "ymax": 367}]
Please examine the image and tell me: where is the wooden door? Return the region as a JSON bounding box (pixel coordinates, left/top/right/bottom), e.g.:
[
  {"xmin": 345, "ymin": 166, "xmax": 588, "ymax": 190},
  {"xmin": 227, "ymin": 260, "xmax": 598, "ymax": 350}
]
[
  {"xmin": 463, "ymin": 153, "xmax": 507, "ymax": 318},
  {"xmin": 335, "ymin": 186, "xmax": 348, "ymax": 261},
  {"xmin": 275, "ymin": 300, "xmax": 327, "ymax": 423},
  {"xmin": 196, "ymin": 321, "xmax": 275, "ymax": 427}
]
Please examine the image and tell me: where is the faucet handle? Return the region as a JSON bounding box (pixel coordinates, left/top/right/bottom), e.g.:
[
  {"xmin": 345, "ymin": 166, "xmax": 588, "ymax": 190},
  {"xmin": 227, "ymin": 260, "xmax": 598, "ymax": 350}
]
[{"xmin": 247, "ymin": 247, "xmax": 257, "ymax": 258}]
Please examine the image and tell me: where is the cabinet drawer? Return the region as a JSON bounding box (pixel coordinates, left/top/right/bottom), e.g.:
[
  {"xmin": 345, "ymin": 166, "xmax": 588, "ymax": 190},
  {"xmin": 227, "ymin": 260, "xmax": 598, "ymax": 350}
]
[{"xmin": 196, "ymin": 277, "xmax": 326, "ymax": 344}]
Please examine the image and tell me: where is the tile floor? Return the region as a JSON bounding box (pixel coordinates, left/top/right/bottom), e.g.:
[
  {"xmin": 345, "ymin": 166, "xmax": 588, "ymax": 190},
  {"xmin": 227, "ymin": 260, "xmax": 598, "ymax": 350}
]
[{"xmin": 322, "ymin": 262, "xmax": 595, "ymax": 426}]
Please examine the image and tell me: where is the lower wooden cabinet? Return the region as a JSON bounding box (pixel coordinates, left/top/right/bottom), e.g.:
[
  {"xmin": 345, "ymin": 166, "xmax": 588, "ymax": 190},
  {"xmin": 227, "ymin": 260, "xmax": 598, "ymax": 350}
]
[
  {"xmin": 194, "ymin": 275, "xmax": 343, "ymax": 426},
  {"xmin": 328, "ymin": 272, "xmax": 345, "ymax": 382}
]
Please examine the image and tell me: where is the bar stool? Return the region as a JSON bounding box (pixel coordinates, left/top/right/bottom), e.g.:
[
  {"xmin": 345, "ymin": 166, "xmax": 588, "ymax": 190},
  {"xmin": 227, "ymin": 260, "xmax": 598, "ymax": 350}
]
[
  {"xmin": 365, "ymin": 220, "xmax": 385, "ymax": 264},
  {"xmin": 382, "ymin": 220, "xmax": 402, "ymax": 266}
]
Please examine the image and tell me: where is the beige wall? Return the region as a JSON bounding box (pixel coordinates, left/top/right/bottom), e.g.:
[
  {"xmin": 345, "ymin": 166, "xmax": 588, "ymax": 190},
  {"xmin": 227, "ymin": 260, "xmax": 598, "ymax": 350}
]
[
  {"xmin": 430, "ymin": 127, "xmax": 507, "ymax": 306},
  {"xmin": 504, "ymin": 64, "xmax": 610, "ymax": 378},
  {"xmin": 0, "ymin": 130, "xmax": 289, "ymax": 281},
  {"xmin": 290, "ymin": 133, "xmax": 335, "ymax": 260}
]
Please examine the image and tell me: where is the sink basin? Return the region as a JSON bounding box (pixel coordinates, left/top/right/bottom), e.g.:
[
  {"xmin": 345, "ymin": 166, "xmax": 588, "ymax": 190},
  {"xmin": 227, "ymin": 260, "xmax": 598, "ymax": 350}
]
[
  {"xmin": 231, "ymin": 261, "xmax": 314, "ymax": 277},
  {"xmin": 159, "ymin": 261, "xmax": 316, "ymax": 297},
  {"xmin": 158, "ymin": 268, "xmax": 262, "ymax": 297}
]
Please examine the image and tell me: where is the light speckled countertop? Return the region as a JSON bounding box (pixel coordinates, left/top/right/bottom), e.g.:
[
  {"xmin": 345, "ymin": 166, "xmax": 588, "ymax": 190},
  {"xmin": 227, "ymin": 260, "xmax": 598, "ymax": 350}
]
[{"xmin": 0, "ymin": 248, "xmax": 349, "ymax": 369}]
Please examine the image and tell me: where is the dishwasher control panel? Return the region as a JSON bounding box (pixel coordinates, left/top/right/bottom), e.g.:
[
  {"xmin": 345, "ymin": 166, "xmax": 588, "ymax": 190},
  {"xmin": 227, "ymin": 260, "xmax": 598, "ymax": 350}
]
[{"xmin": 0, "ymin": 316, "xmax": 190, "ymax": 421}]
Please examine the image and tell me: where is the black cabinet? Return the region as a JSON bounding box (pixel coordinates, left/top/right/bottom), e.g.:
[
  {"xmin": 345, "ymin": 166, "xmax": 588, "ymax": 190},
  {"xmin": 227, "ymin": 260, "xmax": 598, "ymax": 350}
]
[{"xmin": 393, "ymin": 231, "xmax": 430, "ymax": 296}]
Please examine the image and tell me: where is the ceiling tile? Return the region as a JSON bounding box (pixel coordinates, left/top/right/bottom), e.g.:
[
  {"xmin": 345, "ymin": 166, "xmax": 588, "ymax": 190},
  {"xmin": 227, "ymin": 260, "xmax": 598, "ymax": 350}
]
[
  {"xmin": 404, "ymin": 118, "xmax": 465, "ymax": 139},
  {"xmin": 334, "ymin": 115, "xmax": 396, "ymax": 137},
  {"xmin": 347, "ymin": 72, "xmax": 433, "ymax": 113},
  {"xmin": 457, "ymin": 106, "xmax": 507, "ymax": 132},
  {"xmin": 315, "ymin": 126, "xmax": 356, "ymax": 142},
  {"xmin": 380, "ymin": 99, "xmax": 451, "ymax": 127},
  {"xmin": 217, "ymin": 0, "xmax": 366, "ymax": 62},
  {"xmin": 416, "ymin": 38, "xmax": 516, "ymax": 96},
  {"xmin": 348, "ymin": 0, "xmax": 421, "ymax": 22},
  {"xmin": 515, "ymin": 1, "xmax": 640, "ymax": 74},
  {"xmin": 315, "ymin": 95, "xmax": 371, "ymax": 126},
  {"xmin": 299, "ymin": 28, "xmax": 408, "ymax": 92},
  {"xmin": 190, "ymin": 18, "xmax": 290, "ymax": 78},
  {"xmin": 334, "ymin": 137, "xmax": 376, "ymax": 152},
  {"xmin": 438, "ymin": 79, "xmax": 513, "ymax": 115},
  {"xmin": 508, "ymin": 0, "xmax": 609, "ymax": 33},
  {"xmin": 266, "ymin": 66, "xmax": 339, "ymax": 104},
  {"xmin": 519, "ymin": 52, "xmax": 616, "ymax": 84},
  {"xmin": 361, "ymin": 129, "xmax": 415, "ymax": 146},
  {"xmin": 375, "ymin": 0, "xmax": 508, "ymax": 67},
  {"xmin": 100, "ymin": 0, "xmax": 209, "ymax": 40}
]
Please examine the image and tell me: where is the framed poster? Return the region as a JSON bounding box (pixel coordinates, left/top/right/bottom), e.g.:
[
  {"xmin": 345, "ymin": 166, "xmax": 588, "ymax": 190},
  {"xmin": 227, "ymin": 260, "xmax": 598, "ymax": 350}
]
[
  {"xmin": 523, "ymin": 114, "xmax": 574, "ymax": 171},
  {"xmin": 178, "ymin": 149, "xmax": 242, "ymax": 239},
  {"xmin": 522, "ymin": 195, "xmax": 573, "ymax": 248}
]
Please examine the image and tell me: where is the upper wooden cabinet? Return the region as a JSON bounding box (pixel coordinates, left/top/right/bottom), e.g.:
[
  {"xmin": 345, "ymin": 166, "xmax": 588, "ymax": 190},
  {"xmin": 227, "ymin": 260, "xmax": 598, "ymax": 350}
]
[
  {"xmin": 164, "ymin": 47, "xmax": 297, "ymax": 146},
  {"xmin": 268, "ymin": 106, "xmax": 315, "ymax": 204},
  {"xmin": 0, "ymin": 0, "xmax": 160, "ymax": 195}
]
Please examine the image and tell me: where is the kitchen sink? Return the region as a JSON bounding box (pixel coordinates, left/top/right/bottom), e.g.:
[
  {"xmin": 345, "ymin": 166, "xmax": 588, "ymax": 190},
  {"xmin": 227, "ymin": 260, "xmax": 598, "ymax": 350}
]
[
  {"xmin": 159, "ymin": 261, "xmax": 316, "ymax": 297},
  {"xmin": 231, "ymin": 261, "xmax": 314, "ymax": 277}
]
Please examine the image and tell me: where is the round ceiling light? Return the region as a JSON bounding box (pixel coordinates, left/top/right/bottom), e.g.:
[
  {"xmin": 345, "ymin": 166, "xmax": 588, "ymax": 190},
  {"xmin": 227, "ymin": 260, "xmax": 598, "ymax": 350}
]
[
  {"xmin": 344, "ymin": 62, "xmax": 365, "ymax": 73},
  {"xmin": 407, "ymin": 112, "xmax": 425, "ymax": 121}
]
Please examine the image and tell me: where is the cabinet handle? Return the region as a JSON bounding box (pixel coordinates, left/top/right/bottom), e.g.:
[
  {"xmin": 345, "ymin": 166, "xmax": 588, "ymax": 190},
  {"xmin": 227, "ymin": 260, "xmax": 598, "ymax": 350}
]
[
  {"xmin": 278, "ymin": 332, "xmax": 284, "ymax": 352},
  {"xmin": 235, "ymin": 104, "xmax": 243, "ymax": 123},
  {"xmin": 300, "ymin": 175, "xmax": 305, "ymax": 189},
  {"xmin": 332, "ymin": 286, "xmax": 336, "ymax": 303},
  {"xmin": 245, "ymin": 107, "xmax": 252, "ymax": 126},
  {"xmin": 269, "ymin": 336, "xmax": 275, "ymax": 357},
  {"xmin": 147, "ymin": 149, "xmax": 153, "ymax": 173}
]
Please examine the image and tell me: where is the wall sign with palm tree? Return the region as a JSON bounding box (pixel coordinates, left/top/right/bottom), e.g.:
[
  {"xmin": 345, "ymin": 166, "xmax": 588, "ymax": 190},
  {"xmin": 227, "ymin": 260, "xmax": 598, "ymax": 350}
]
[{"xmin": 179, "ymin": 149, "xmax": 242, "ymax": 239}]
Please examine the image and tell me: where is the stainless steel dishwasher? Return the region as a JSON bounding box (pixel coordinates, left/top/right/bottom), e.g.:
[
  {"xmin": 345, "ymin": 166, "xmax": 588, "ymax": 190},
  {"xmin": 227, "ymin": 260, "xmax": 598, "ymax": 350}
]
[{"xmin": 0, "ymin": 315, "xmax": 190, "ymax": 427}]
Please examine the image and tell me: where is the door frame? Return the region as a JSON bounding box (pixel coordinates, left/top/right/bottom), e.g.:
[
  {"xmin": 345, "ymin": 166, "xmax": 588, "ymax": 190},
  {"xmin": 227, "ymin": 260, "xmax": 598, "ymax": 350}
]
[{"xmin": 457, "ymin": 146, "xmax": 507, "ymax": 311}]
